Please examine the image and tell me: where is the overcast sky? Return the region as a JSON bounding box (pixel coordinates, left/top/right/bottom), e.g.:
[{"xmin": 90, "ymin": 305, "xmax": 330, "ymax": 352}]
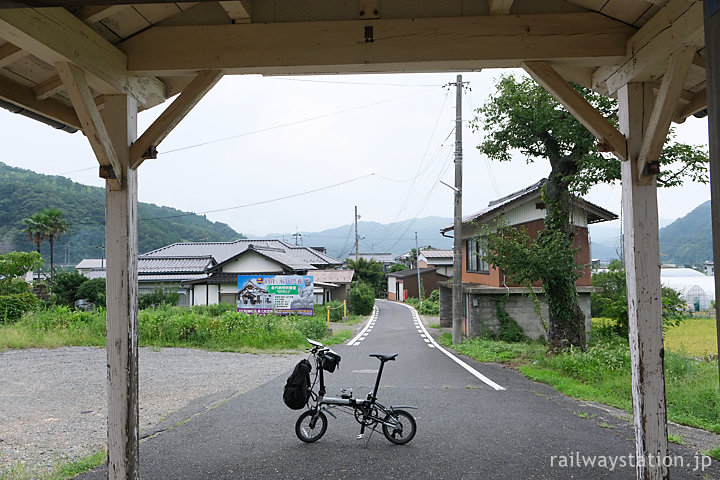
[{"xmin": 0, "ymin": 69, "xmax": 711, "ymax": 241}]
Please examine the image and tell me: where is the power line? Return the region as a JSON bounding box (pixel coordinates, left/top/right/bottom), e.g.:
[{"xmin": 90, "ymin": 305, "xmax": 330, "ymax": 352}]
[
  {"xmin": 161, "ymin": 88, "xmax": 438, "ymax": 155},
  {"xmin": 139, "ymin": 173, "xmax": 375, "ymax": 221}
]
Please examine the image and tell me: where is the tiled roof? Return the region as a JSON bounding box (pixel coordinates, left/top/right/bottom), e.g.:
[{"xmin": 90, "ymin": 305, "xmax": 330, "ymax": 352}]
[
  {"xmin": 139, "ymin": 274, "xmax": 208, "ymax": 283},
  {"xmin": 420, "ymin": 249, "xmax": 453, "ymax": 259},
  {"xmin": 76, "ymin": 259, "xmax": 105, "ymax": 270},
  {"xmin": 388, "ymin": 267, "xmax": 443, "ymax": 279},
  {"xmin": 141, "ymin": 239, "xmax": 341, "ymax": 269},
  {"xmin": 139, "ymin": 256, "xmax": 214, "ymax": 273},
  {"xmin": 312, "ymin": 269, "xmax": 355, "ymax": 284},
  {"xmin": 354, "ymin": 253, "xmax": 395, "ymax": 264}
]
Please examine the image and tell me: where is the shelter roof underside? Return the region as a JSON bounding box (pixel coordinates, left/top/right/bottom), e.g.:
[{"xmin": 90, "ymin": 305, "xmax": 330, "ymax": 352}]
[{"xmin": 0, "ymin": 0, "xmax": 707, "ymax": 133}]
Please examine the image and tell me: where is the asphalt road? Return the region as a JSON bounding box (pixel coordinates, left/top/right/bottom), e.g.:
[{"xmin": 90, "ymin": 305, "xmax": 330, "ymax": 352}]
[{"xmin": 79, "ymin": 300, "xmax": 719, "ymax": 479}]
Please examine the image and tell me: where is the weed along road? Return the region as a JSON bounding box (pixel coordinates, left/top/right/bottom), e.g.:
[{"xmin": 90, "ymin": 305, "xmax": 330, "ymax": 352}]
[{"xmin": 78, "ymin": 300, "xmax": 718, "ymax": 480}]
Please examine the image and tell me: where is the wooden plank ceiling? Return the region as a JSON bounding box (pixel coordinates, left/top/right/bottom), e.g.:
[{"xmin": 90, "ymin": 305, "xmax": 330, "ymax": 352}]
[{"xmin": 0, "ymin": 0, "xmax": 706, "ymax": 132}]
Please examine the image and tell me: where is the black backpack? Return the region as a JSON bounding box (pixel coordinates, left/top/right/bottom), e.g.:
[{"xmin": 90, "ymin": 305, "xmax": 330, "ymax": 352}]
[{"xmin": 283, "ymin": 359, "xmax": 312, "ymax": 410}]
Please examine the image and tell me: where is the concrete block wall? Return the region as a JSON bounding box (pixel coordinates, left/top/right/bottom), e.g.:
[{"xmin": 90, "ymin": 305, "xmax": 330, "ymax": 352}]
[{"xmin": 439, "ymin": 285, "xmax": 452, "ymax": 328}]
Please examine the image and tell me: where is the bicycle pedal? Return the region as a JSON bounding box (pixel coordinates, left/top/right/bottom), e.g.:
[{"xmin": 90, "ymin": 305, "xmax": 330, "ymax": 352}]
[{"xmin": 356, "ymin": 434, "xmax": 364, "ymax": 440}]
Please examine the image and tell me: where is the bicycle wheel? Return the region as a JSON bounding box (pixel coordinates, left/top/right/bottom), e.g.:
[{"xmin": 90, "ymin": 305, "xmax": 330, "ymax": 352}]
[
  {"xmin": 382, "ymin": 409, "xmax": 416, "ymax": 445},
  {"xmin": 295, "ymin": 409, "xmax": 328, "ymax": 443}
]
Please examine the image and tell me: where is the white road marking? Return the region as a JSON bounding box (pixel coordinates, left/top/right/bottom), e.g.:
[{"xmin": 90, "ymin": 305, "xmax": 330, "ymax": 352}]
[
  {"xmin": 395, "ymin": 302, "xmax": 506, "ymax": 391},
  {"xmin": 347, "ymin": 306, "xmax": 379, "ymax": 346}
]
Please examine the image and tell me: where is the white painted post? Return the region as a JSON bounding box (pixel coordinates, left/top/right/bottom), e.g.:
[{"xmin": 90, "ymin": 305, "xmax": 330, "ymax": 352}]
[
  {"xmin": 618, "ymin": 83, "xmax": 669, "ymax": 480},
  {"xmin": 102, "ymin": 95, "xmax": 139, "ymax": 480}
]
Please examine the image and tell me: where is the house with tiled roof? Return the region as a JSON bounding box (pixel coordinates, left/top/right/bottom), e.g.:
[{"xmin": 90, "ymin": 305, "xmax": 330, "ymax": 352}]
[
  {"xmin": 77, "ymin": 239, "xmax": 344, "ymax": 307},
  {"xmin": 417, "ymin": 248, "xmax": 453, "ymax": 277},
  {"xmin": 438, "ymin": 179, "xmax": 616, "ymax": 340}
]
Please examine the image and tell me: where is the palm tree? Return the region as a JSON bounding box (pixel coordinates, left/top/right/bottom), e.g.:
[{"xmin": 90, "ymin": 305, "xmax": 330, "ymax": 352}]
[
  {"xmin": 43, "ymin": 208, "xmax": 68, "ymax": 280},
  {"xmin": 22, "ymin": 211, "xmax": 50, "ymax": 280}
]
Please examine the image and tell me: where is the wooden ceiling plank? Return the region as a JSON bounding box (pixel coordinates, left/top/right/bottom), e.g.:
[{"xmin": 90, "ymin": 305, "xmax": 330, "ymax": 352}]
[
  {"xmin": 74, "ymin": 5, "xmax": 128, "ymax": 23},
  {"xmin": 674, "ymin": 86, "xmax": 706, "ymax": 121},
  {"xmin": 130, "ymin": 69, "xmax": 223, "ymax": 169},
  {"xmin": 0, "ymin": 7, "xmax": 166, "ymax": 108},
  {"xmin": 637, "ymin": 45, "xmax": 695, "ymax": 183},
  {"xmin": 33, "ymin": 75, "xmax": 63, "ymax": 99},
  {"xmin": 0, "ymin": 41, "xmax": 26, "ymax": 68},
  {"xmin": 488, "ymin": 0, "xmax": 514, "ymax": 15},
  {"xmin": 593, "ymin": 0, "xmax": 703, "ymax": 94},
  {"xmin": 219, "ymin": 1, "xmax": 251, "ymax": 22},
  {"xmin": 0, "ymin": 74, "xmax": 80, "ymax": 129},
  {"xmin": 120, "ymin": 13, "xmax": 634, "ymax": 75},
  {"xmin": 522, "ymin": 60, "xmax": 627, "ymax": 160},
  {"xmin": 56, "ymin": 61, "xmax": 122, "ymax": 190}
]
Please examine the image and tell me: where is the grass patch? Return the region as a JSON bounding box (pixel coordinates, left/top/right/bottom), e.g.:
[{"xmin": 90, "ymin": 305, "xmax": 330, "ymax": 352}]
[
  {"xmin": 668, "ymin": 434, "xmax": 685, "ymax": 445},
  {"xmin": 429, "ymin": 323, "xmax": 440, "ymax": 329},
  {"xmin": 1, "ymin": 450, "xmax": 106, "ymax": 480},
  {"xmin": 664, "ymin": 316, "xmax": 718, "ymax": 358},
  {"xmin": 704, "ymin": 447, "xmax": 720, "ymax": 461},
  {"xmin": 441, "ymin": 330, "xmax": 720, "ymax": 435},
  {"xmin": 0, "ymin": 305, "xmax": 341, "ymax": 353}
]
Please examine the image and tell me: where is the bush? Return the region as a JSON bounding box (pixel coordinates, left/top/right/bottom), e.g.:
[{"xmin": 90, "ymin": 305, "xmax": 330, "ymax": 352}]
[
  {"xmin": 324, "ymin": 300, "xmax": 345, "ymax": 322},
  {"xmin": 51, "ymin": 271, "xmax": 88, "ymax": 307},
  {"xmin": 349, "ymin": 281, "xmax": 375, "ymax": 316},
  {"xmin": 0, "ymin": 292, "xmax": 38, "ymax": 323},
  {"xmin": 138, "ymin": 286, "xmax": 180, "ymax": 309},
  {"xmin": 77, "ymin": 278, "xmax": 106, "ymax": 308}
]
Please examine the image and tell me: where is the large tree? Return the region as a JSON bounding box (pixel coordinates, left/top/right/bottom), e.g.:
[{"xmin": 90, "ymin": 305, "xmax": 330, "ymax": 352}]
[{"xmin": 471, "ymin": 74, "xmax": 708, "ymax": 349}]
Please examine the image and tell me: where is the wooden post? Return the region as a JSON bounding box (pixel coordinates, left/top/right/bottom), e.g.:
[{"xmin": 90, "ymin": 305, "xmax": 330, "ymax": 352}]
[
  {"xmin": 704, "ymin": 0, "xmax": 720, "ymax": 387},
  {"xmin": 102, "ymin": 94, "xmax": 139, "ymax": 480},
  {"xmin": 618, "ymin": 83, "xmax": 669, "ymax": 480}
]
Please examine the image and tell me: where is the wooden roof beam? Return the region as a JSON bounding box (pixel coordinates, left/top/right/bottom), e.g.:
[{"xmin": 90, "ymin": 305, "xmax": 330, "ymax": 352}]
[
  {"xmin": 637, "ymin": 45, "xmax": 695, "ymax": 184},
  {"xmin": 488, "ymin": 0, "xmax": 514, "ymax": 15},
  {"xmin": 130, "ymin": 69, "xmax": 223, "ymax": 169},
  {"xmin": 57, "ymin": 62, "xmax": 122, "ymax": 191},
  {"xmin": 592, "ymin": 0, "xmax": 703, "ymax": 94},
  {"xmin": 0, "ymin": 74, "xmax": 80, "ymax": 130},
  {"xmin": 219, "ymin": 1, "xmax": 251, "ymax": 23},
  {"xmin": 119, "ymin": 13, "xmax": 634, "ymax": 76},
  {"xmin": 522, "ymin": 61, "xmax": 627, "ymax": 160},
  {"xmin": 0, "ymin": 41, "xmax": 26, "ymax": 68},
  {"xmin": 0, "ymin": 8, "xmax": 166, "ymax": 108},
  {"xmin": 674, "ymin": 86, "xmax": 706, "ymax": 121}
]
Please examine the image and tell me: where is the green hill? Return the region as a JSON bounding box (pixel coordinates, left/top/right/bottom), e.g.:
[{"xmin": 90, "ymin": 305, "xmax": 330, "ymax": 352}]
[
  {"xmin": 0, "ymin": 162, "xmax": 244, "ymax": 266},
  {"xmin": 659, "ymin": 200, "xmax": 712, "ymax": 266}
]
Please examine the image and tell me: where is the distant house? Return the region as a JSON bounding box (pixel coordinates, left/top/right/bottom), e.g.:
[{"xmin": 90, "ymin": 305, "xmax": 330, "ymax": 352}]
[
  {"xmin": 417, "ymin": 248, "xmax": 453, "ymax": 277},
  {"xmin": 77, "ymin": 239, "xmax": 344, "ymax": 307},
  {"xmin": 312, "ymin": 269, "xmax": 355, "ymax": 305},
  {"xmin": 347, "ymin": 253, "xmax": 395, "ymax": 272},
  {"xmin": 438, "ymin": 179, "xmax": 617, "ymax": 340},
  {"xmin": 704, "ymin": 261, "xmax": 714, "ymax": 277},
  {"xmin": 387, "ymin": 267, "xmax": 448, "ymax": 301}
]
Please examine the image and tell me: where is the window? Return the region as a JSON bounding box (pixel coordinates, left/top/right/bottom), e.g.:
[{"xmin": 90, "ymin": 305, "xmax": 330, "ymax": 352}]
[{"xmin": 466, "ymin": 239, "xmax": 489, "ymax": 273}]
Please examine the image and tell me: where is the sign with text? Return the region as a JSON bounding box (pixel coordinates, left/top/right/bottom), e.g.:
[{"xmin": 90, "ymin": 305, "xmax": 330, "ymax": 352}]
[{"xmin": 236, "ymin": 275, "xmax": 314, "ymax": 316}]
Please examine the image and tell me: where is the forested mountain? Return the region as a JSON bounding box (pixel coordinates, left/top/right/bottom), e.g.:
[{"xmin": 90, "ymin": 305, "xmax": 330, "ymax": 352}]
[
  {"xmin": 659, "ymin": 200, "xmax": 712, "ymax": 266},
  {"xmin": 0, "ymin": 162, "xmax": 243, "ymax": 266}
]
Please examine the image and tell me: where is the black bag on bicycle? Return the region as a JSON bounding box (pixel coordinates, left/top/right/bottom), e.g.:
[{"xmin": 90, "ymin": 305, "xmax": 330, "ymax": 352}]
[
  {"xmin": 321, "ymin": 351, "xmax": 341, "ymax": 373},
  {"xmin": 283, "ymin": 359, "xmax": 312, "ymax": 410}
]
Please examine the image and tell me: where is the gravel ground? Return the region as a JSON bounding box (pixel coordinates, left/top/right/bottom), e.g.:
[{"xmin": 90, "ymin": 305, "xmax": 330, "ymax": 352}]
[{"xmin": 0, "ymin": 347, "xmax": 300, "ymax": 476}]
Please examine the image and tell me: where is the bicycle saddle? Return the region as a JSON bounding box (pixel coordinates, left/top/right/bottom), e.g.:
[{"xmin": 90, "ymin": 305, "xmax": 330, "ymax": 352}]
[{"xmin": 369, "ymin": 353, "xmax": 397, "ymax": 362}]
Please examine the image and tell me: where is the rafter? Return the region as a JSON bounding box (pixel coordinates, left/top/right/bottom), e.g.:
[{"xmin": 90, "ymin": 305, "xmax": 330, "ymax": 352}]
[
  {"xmin": 674, "ymin": 87, "xmax": 706, "ymax": 121},
  {"xmin": 0, "ymin": 74, "xmax": 80, "ymax": 129},
  {"xmin": 592, "ymin": 0, "xmax": 703, "ymax": 94},
  {"xmin": 0, "ymin": 7, "xmax": 166, "ymax": 108},
  {"xmin": 0, "ymin": 41, "xmax": 25, "ymax": 68},
  {"xmin": 522, "ymin": 61, "xmax": 627, "ymax": 160},
  {"xmin": 130, "ymin": 69, "xmax": 223, "ymax": 169},
  {"xmin": 119, "ymin": 13, "xmax": 634, "ymax": 76},
  {"xmin": 56, "ymin": 62, "xmax": 122, "ymax": 190},
  {"xmin": 219, "ymin": 1, "xmax": 251, "ymax": 23},
  {"xmin": 637, "ymin": 45, "xmax": 695, "ymax": 184},
  {"xmin": 488, "ymin": 0, "xmax": 514, "ymax": 15}
]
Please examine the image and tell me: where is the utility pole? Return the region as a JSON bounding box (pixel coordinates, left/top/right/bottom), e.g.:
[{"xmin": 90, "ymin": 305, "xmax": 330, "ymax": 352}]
[
  {"xmin": 415, "ymin": 232, "xmax": 422, "ymax": 304},
  {"xmin": 354, "ymin": 206, "xmax": 360, "ymax": 261},
  {"xmin": 292, "ymin": 230, "xmax": 302, "ymax": 246},
  {"xmin": 451, "ymin": 74, "xmax": 467, "ymax": 345}
]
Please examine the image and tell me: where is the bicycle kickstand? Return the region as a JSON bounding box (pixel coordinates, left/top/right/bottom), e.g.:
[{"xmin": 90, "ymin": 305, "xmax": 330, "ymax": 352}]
[{"xmin": 356, "ymin": 423, "xmax": 378, "ymax": 449}]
